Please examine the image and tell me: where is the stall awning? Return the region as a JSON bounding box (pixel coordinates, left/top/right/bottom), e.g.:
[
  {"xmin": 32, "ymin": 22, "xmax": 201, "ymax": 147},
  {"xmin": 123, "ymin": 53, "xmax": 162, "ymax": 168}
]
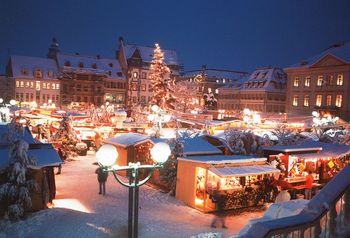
[{"xmin": 209, "ymin": 165, "xmax": 280, "ymax": 177}]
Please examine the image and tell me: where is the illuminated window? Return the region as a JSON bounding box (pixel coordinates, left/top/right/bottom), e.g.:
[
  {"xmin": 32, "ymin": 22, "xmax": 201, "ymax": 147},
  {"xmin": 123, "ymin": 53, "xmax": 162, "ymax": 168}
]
[
  {"xmin": 20, "ymin": 81, "xmax": 24, "ymax": 87},
  {"xmin": 292, "ymin": 95, "xmax": 298, "ymax": 107},
  {"xmin": 36, "ymin": 81, "xmax": 40, "ymax": 90},
  {"xmin": 34, "ymin": 69, "xmax": 43, "ymax": 78},
  {"xmin": 131, "ymin": 83, "xmax": 137, "ymax": 91},
  {"xmin": 337, "ymin": 74, "xmax": 344, "ymax": 86},
  {"xmin": 336, "ymin": 95, "xmax": 342, "ymax": 107},
  {"xmin": 52, "ymin": 84, "xmax": 56, "ymax": 90},
  {"xmin": 26, "ymin": 82, "xmax": 30, "ymax": 88},
  {"xmin": 326, "ymin": 95, "xmax": 332, "ymax": 106},
  {"xmin": 293, "ymin": 77, "xmax": 299, "ymax": 87},
  {"xmin": 304, "ymin": 95, "xmax": 310, "ymax": 107},
  {"xmin": 56, "ymin": 84, "xmax": 60, "ymax": 90},
  {"xmin": 317, "ymin": 75, "xmax": 323, "ymax": 86},
  {"xmin": 215, "ymin": 89, "xmax": 219, "ymax": 94},
  {"xmin": 208, "ymin": 88, "xmax": 212, "ymax": 93},
  {"xmin": 133, "ymin": 72, "xmax": 138, "ymax": 78},
  {"xmin": 30, "ymin": 82, "xmax": 34, "ymax": 88},
  {"xmin": 47, "ymin": 83, "xmax": 50, "ymax": 89},
  {"xmin": 326, "ymin": 75, "xmax": 333, "ymax": 86},
  {"xmin": 223, "ymin": 79, "xmax": 226, "ymax": 83},
  {"xmin": 316, "ymin": 95, "xmax": 322, "ymax": 107},
  {"xmin": 16, "ymin": 81, "xmax": 20, "ymax": 88},
  {"xmin": 43, "ymin": 83, "xmax": 47, "ymax": 89},
  {"xmin": 304, "ymin": 76, "xmax": 310, "ymax": 87},
  {"xmin": 141, "ymin": 84, "xmax": 146, "ymax": 91}
]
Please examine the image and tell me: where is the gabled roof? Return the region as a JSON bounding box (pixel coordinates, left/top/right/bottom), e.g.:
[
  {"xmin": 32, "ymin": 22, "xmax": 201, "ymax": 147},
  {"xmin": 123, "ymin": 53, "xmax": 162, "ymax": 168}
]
[
  {"xmin": 286, "ymin": 41, "xmax": 350, "ymax": 69},
  {"xmin": 240, "ymin": 67, "xmax": 287, "ymax": 93},
  {"xmin": 178, "ymin": 155, "xmax": 266, "ymax": 164},
  {"xmin": 182, "ymin": 137, "xmax": 222, "ymax": 156},
  {"xmin": 104, "ymin": 132, "xmax": 150, "ymax": 148},
  {"xmin": 56, "ymin": 53, "xmax": 125, "ymax": 80},
  {"xmin": 124, "ymin": 44, "xmax": 179, "ymax": 65},
  {"xmin": 9, "ymin": 55, "xmax": 59, "ymax": 80},
  {"xmin": 183, "ymin": 69, "xmax": 248, "ymax": 80},
  {"xmin": 0, "ymin": 143, "xmax": 62, "ymax": 170}
]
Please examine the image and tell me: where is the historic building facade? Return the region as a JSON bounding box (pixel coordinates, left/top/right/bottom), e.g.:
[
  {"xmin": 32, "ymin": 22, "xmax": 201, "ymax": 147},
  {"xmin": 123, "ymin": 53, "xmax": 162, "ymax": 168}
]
[
  {"xmin": 47, "ymin": 38, "xmax": 126, "ymax": 107},
  {"xmin": 284, "ymin": 41, "xmax": 350, "ymax": 121},
  {"xmin": 6, "ymin": 55, "xmax": 60, "ymax": 107},
  {"xmin": 217, "ymin": 67, "xmax": 287, "ymax": 113},
  {"xmin": 116, "ymin": 37, "xmax": 182, "ymax": 107}
]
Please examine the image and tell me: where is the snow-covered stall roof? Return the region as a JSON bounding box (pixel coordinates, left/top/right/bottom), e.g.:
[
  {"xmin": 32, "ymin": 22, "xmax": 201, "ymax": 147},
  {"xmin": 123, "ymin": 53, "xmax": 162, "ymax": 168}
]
[
  {"xmin": 0, "ymin": 143, "xmax": 62, "ymax": 170},
  {"xmin": 182, "ymin": 137, "xmax": 222, "ymax": 156},
  {"xmin": 56, "ymin": 53, "xmax": 125, "ymax": 80},
  {"xmin": 9, "ymin": 55, "xmax": 59, "ymax": 80},
  {"xmin": 134, "ymin": 137, "xmax": 167, "ymax": 146},
  {"xmin": 0, "ymin": 125, "xmax": 40, "ymax": 145},
  {"xmin": 178, "ymin": 155, "xmax": 266, "ymax": 164},
  {"xmin": 263, "ymin": 144, "xmax": 322, "ymax": 153},
  {"xmin": 124, "ymin": 44, "xmax": 179, "ymax": 65},
  {"xmin": 209, "ymin": 165, "xmax": 280, "ymax": 177},
  {"xmin": 104, "ymin": 132, "xmax": 150, "ymax": 148},
  {"xmin": 294, "ymin": 142, "xmax": 350, "ymax": 159}
]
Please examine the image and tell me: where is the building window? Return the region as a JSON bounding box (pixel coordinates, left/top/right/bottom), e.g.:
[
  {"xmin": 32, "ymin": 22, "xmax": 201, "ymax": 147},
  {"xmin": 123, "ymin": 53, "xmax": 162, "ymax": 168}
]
[
  {"xmin": 36, "ymin": 81, "xmax": 40, "ymax": 90},
  {"xmin": 292, "ymin": 95, "xmax": 298, "ymax": 107},
  {"xmin": 304, "ymin": 76, "xmax": 310, "ymax": 87},
  {"xmin": 337, "ymin": 74, "xmax": 344, "ymax": 86},
  {"xmin": 326, "ymin": 95, "xmax": 332, "ymax": 106},
  {"xmin": 79, "ymin": 62, "xmax": 84, "ymax": 68},
  {"xmin": 43, "ymin": 83, "xmax": 47, "ymax": 89},
  {"xmin": 64, "ymin": 61, "xmax": 71, "ymax": 66},
  {"xmin": 317, "ymin": 75, "xmax": 323, "ymax": 86},
  {"xmin": 208, "ymin": 88, "xmax": 212, "ymax": 93},
  {"xmin": 48, "ymin": 71, "xmax": 54, "ymax": 78},
  {"xmin": 316, "ymin": 95, "xmax": 322, "ymax": 107},
  {"xmin": 141, "ymin": 72, "xmax": 147, "ymax": 79},
  {"xmin": 141, "ymin": 84, "xmax": 146, "ymax": 91},
  {"xmin": 20, "ymin": 81, "xmax": 24, "ymax": 87},
  {"xmin": 26, "ymin": 82, "xmax": 30, "ymax": 88},
  {"xmin": 141, "ymin": 96, "xmax": 146, "ymax": 102},
  {"xmin": 92, "ymin": 63, "xmax": 97, "ymax": 69},
  {"xmin": 335, "ymin": 95, "xmax": 343, "ymax": 107},
  {"xmin": 109, "ymin": 63, "xmax": 113, "ymax": 68},
  {"xmin": 326, "ymin": 75, "xmax": 333, "ymax": 86},
  {"xmin": 16, "ymin": 81, "xmax": 19, "ymax": 88},
  {"xmin": 215, "ymin": 89, "xmax": 219, "ymax": 94},
  {"xmin": 132, "ymin": 96, "xmax": 137, "ymax": 103},
  {"xmin": 131, "ymin": 82, "xmax": 137, "ymax": 91},
  {"xmin": 56, "ymin": 84, "xmax": 60, "ymax": 90},
  {"xmin": 34, "ymin": 69, "xmax": 43, "ymax": 78},
  {"xmin": 303, "ymin": 95, "xmax": 310, "ymax": 107},
  {"xmin": 133, "ymin": 72, "xmax": 138, "ymax": 78},
  {"xmin": 30, "ymin": 82, "xmax": 34, "ymax": 88},
  {"xmin": 293, "ymin": 77, "xmax": 299, "ymax": 87},
  {"xmin": 52, "ymin": 84, "xmax": 56, "ymax": 90}
]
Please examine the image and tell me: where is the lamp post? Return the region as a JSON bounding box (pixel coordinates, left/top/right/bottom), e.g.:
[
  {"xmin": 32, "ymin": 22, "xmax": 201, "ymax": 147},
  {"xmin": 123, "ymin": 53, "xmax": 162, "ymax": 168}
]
[{"xmin": 96, "ymin": 142, "xmax": 171, "ymax": 238}]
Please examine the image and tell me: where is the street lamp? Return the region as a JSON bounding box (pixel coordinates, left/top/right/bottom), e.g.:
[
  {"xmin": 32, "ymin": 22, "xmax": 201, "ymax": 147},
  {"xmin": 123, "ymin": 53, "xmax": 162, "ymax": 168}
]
[{"xmin": 96, "ymin": 142, "xmax": 171, "ymax": 238}]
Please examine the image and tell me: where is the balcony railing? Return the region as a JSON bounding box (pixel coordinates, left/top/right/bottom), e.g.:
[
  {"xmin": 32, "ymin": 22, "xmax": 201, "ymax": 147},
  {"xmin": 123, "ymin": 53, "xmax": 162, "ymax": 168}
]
[{"xmin": 239, "ymin": 163, "xmax": 350, "ymax": 238}]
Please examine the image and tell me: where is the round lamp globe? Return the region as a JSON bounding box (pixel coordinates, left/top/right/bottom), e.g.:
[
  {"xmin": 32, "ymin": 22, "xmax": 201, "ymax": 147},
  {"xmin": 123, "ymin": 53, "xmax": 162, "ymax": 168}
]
[
  {"xmin": 96, "ymin": 144, "xmax": 118, "ymax": 167},
  {"xmin": 151, "ymin": 142, "xmax": 171, "ymax": 164}
]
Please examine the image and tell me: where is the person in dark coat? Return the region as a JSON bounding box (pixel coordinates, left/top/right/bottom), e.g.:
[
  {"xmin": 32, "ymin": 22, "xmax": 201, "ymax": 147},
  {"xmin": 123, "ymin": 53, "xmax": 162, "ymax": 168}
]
[
  {"xmin": 56, "ymin": 147, "xmax": 66, "ymax": 175},
  {"xmin": 96, "ymin": 167, "xmax": 108, "ymax": 195},
  {"xmin": 210, "ymin": 190, "xmax": 228, "ymax": 229}
]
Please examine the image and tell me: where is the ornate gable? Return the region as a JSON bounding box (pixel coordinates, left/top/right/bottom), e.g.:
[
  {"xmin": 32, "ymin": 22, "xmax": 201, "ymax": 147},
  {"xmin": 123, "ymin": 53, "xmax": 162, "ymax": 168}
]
[{"xmin": 311, "ymin": 54, "xmax": 347, "ymax": 68}]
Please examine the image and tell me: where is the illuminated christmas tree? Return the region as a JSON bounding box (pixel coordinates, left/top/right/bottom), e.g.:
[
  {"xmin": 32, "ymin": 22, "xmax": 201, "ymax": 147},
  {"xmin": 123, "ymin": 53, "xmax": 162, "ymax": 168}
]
[{"xmin": 149, "ymin": 43, "xmax": 176, "ymax": 111}]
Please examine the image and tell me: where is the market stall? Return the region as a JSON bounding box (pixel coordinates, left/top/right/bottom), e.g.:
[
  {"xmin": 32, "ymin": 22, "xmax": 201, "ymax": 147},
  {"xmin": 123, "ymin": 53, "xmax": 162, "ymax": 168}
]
[{"xmin": 176, "ymin": 155, "xmax": 280, "ymax": 212}]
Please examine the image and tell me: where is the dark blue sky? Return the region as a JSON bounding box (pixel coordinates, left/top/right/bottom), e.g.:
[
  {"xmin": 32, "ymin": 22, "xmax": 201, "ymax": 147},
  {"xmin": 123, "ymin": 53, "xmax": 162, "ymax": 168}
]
[{"xmin": 1, "ymin": 0, "xmax": 350, "ymax": 73}]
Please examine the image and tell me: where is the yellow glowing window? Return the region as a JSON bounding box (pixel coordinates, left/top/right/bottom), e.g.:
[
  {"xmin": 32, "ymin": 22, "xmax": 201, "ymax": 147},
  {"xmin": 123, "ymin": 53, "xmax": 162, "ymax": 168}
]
[
  {"xmin": 293, "ymin": 77, "xmax": 299, "ymax": 87},
  {"xmin": 16, "ymin": 81, "xmax": 20, "ymax": 88},
  {"xmin": 304, "ymin": 76, "xmax": 310, "ymax": 87},
  {"xmin": 337, "ymin": 74, "xmax": 343, "ymax": 86},
  {"xmin": 335, "ymin": 95, "xmax": 342, "ymax": 107},
  {"xmin": 303, "ymin": 95, "xmax": 310, "ymax": 107},
  {"xmin": 292, "ymin": 95, "xmax": 298, "ymax": 107},
  {"xmin": 316, "ymin": 95, "xmax": 322, "ymax": 107},
  {"xmin": 317, "ymin": 75, "xmax": 323, "ymax": 86}
]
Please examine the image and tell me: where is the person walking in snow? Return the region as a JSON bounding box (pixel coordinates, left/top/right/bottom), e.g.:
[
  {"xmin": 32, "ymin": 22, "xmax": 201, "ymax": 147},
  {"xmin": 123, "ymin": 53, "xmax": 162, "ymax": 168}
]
[
  {"xmin": 56, "ymin": 147, "xmax": 66, "ymax": 175},
  {"xmin": 96, "ymin": 167, "xmax": 108, "ymax": 195},
  {"xmin": 210, "ymin": 190, "xmax": 228, "ymax": 229}
]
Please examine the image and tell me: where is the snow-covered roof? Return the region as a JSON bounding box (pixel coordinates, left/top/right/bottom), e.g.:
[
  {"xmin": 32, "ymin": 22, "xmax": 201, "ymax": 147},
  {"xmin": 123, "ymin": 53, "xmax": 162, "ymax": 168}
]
[
  {"xmin": 263, "ymin": 144, "xmax": 322, "ymax": 153},
  {"xmin": 9, "ymin": 55, "xmax": 59, "ymax": 80},
  {"xmin": 0, "ymin": 143, "xmax": 62, "ymax": 170},
  {"xmin": 178, "ymin": 155, "xmax": 266, "ymax": 164},
  {"xmin": 124, "ymin": 44, "xmax": 179, "ymax": 65},
  {"xmin": 209, "ymin": 164, "xmax": 280, "ymax": 177},
  {"xmin": 183, "ymin": 137, "xmax": 222, "ymax": 156},
  {"xmin": 104, "ymin": 132, "xmax": 150, "ymax": 148},
  {"xmin": 183, "ymin": 69, "xmax": 247, "ymax": 80},
  {"xmin": 0, "ymin": 125, "xmax": 40, "ymax": 145},
  {"xmin": 56, "ymin": 53, "xmax": 125, "ymax": 80},
  {"xmin": 286, "ymin": 41, "xmax": 350, "ymax": 69},
  {"xmin": 293, "ymin": 142, "xmax": 350, "ymax": 159},
  {"xmin": 240, "ymin": 68, "xmax": 287, "ymax": 93}
]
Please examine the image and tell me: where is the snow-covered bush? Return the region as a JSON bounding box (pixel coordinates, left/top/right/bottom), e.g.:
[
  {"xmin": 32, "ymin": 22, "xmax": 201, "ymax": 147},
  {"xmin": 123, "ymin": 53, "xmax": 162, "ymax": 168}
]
[{"xmin": 0, "ymin": 118, "xmax": 37, "ymax": 221}]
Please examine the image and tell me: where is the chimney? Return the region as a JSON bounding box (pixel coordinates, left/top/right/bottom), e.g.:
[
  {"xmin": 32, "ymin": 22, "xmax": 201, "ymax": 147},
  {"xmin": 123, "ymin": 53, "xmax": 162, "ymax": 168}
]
[{"xmin": 96, "ymin": 55, "xmax": 101, "ymax": 59}]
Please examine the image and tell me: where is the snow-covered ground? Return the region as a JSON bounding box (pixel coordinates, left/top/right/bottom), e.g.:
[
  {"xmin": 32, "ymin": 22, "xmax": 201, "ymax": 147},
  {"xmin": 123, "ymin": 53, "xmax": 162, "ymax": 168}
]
[{"xmin": 0, "ymin": 151, "xmax": 265, "ymax": 238}]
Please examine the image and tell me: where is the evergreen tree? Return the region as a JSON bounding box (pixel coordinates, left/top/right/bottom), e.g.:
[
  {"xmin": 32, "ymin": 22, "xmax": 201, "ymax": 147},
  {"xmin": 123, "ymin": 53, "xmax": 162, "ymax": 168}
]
[
  {"xmin": 51, "ymin": 116, "xmax": 80, "ymax": 159},
  {"xmin": 0, "ymin": 117, "xmax": 37, "ymax": 221},
  {"xmin": 149, "ymin": 43, "xmax": 176, "ymax": 111}
]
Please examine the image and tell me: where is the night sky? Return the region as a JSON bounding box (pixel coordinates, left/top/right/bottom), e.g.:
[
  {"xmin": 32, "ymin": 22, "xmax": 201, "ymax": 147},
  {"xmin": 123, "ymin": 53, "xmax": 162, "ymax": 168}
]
[{"xmin": 1, "ymin": 0, "xmax": 350, "ymax": 73}]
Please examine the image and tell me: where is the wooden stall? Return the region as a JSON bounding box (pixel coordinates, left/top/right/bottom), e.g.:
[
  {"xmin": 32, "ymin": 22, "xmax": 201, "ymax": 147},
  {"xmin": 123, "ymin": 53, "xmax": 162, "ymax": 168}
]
[{"xmin": 176, "ymin": 155, "xmax": 280, "ymax": 212}]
